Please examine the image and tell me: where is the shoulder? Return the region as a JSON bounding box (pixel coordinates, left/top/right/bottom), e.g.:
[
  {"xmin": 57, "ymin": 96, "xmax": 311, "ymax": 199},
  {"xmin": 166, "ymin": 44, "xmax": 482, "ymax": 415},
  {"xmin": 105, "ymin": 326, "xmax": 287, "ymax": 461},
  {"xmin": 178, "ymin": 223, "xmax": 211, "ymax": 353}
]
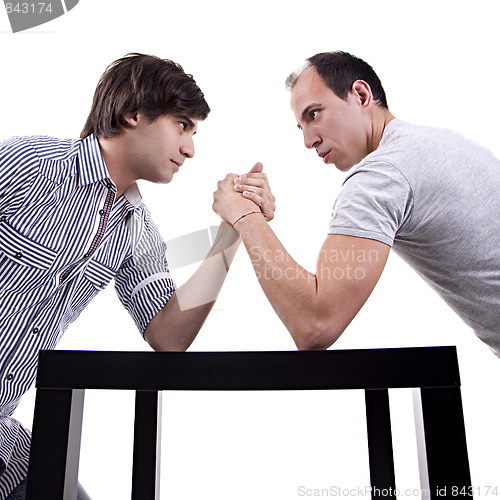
[
  {"xmin": 344, "ymin": 158, "xmax": 412, "ymax": 193},
  {"xmin": 349, "ymin": 119, "xmax": 470, "ymax": 183},
  {"xmin": 364, "ymin": 120, "xmax": 433, "ymax": 164},
  {"xmin": 1, "ymin": 135, "xmax": 80, "ymax": 163},
  {"xmin": 26, "ymin": 135, "xmax": 80, "ymax": 162},
  {"xmin": 127, "ymin": 202, "xmax": 165, "ymax": 246},
  {"xmin": 368, "ymin": 119, "xmax": 477, "ymax": 163}
]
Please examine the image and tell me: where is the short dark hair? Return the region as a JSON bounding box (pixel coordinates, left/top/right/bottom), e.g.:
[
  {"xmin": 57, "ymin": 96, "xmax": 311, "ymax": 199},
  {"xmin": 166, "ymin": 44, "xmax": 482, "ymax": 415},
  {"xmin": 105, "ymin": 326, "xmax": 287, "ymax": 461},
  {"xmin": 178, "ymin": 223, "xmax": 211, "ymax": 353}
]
[
  {"xmin": 286, "ymin": 51, "xmax": 388, "ymax": 109},
  {"xmin": 81, "ymin": 53, "xmax": 211, "ymax": 139}
]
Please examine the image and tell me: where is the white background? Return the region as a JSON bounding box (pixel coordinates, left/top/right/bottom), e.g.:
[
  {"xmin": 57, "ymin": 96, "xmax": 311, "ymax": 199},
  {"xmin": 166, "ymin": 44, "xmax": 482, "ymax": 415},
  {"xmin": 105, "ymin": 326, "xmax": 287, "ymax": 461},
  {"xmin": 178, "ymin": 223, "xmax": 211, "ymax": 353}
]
[{"xmin": 1, "ymin": 1, "xmax": 500, "ymax": 498}]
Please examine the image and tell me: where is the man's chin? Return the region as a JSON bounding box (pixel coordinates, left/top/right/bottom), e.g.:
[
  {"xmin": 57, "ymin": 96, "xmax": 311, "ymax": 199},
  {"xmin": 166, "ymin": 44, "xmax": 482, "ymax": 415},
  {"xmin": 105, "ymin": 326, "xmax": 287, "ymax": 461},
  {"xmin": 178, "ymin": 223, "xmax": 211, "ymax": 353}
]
[
  {"xmin": 149, "ymin": 175, "xmax": 174, "ymax": 185},
  {"xmin": 161, "ymin": 171, "xmax": 176, "ymax": 184},
  {"xmin": 333, "ymin": 163, "xmax": 349, "ymax": 172},
  {"xmin": 333, "ymin": 159, "xmax": 355, "ymax": 172},
  {"xmin": 323, "ymin": 155, "xmax": 351, "ymax": 172}
]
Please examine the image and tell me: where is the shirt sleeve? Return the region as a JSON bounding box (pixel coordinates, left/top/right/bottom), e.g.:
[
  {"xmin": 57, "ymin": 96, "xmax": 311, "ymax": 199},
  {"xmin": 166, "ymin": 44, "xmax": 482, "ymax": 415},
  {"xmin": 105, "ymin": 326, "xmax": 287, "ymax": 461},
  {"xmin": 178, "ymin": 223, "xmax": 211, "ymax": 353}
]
[
  {"xmin": 114, "ymin": 205, "xmax": 177, "ymax": 335},
  {"xmin": 328, "ymin": 161, "xmax": 414, "ymax": 247},
  {"xmin": 0, "ymin": 137, "xmax": 40, "ymax": 216}
]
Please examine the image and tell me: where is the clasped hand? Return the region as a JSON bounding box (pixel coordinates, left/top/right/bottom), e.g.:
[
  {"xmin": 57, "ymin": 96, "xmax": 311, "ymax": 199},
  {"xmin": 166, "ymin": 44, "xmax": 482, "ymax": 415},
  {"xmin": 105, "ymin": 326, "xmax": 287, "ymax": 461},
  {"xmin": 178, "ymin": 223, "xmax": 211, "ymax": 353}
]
[{"xmin": 213, "ymin": 162, "xmax": 275, "ymax": 226}]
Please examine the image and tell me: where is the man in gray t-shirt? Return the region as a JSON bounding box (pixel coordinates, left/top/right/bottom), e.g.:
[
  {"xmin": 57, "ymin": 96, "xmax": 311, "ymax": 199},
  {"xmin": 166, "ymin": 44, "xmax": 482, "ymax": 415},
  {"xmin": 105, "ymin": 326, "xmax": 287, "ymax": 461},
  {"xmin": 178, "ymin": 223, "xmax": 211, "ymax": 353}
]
[
  {"xmin": 330, "ymin": 118, "xmax": 500, "ymax": 353},
  {"xmin": 213, "ymin": 51, "xmax": 500, "ymax": 357}
]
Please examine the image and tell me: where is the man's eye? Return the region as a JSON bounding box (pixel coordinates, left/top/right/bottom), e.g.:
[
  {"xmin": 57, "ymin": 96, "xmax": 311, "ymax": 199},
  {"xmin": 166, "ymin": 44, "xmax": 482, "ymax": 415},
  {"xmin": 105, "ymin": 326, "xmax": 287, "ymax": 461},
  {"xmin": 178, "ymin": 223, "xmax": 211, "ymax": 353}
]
[
  {"xmin": 310, "ymin": 110, "xmax": 319, "ymax": 119},
  {"xmin": 180, "ymin": 122, "xmax": 188, "ymax": 130}
]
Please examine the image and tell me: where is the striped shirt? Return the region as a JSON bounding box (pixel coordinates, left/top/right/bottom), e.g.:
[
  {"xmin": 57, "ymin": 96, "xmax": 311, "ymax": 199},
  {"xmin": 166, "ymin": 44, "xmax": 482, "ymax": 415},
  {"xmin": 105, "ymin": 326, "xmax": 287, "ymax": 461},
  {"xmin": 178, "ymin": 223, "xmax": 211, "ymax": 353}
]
[{"xmin": 0, "ymin": 134, "xmax": 176, "ymax": 497}]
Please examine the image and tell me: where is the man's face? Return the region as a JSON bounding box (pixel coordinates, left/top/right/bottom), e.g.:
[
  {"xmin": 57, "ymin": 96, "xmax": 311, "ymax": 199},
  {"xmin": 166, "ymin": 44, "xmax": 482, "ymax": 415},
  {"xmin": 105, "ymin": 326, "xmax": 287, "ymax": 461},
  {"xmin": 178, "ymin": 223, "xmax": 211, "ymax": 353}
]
[
  {"xmin": 290, "ymin": 67, "xmax": 369, "ymax": 172},
  {"xmin": 128, "ymin": 112, "xmax": 198, "ymax": 184}
]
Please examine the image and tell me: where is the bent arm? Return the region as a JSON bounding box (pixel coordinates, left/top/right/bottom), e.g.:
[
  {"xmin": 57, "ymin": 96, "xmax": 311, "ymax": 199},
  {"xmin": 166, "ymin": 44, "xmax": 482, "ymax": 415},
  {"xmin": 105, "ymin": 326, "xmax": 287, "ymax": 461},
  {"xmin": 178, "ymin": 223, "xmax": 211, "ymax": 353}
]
[
  {"xmin": 234, "ymin": 215, "xmax": 390, "ymax": 350},
  {"xmin": 144, "ymin": 222, "xmax": 241, "ymax": 351}
]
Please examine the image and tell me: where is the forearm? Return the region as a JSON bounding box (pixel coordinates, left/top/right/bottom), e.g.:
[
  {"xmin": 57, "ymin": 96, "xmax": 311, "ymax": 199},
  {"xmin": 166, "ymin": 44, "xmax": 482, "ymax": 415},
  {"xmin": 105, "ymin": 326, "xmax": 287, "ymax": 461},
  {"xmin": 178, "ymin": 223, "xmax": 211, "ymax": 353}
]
[
  {"xmin": 235, "ymin": 215, "xmax": 333, "ymax": 350},
  {"xmin": 144, "ymin": 222, "xmax": 241, "ymax": 351}
]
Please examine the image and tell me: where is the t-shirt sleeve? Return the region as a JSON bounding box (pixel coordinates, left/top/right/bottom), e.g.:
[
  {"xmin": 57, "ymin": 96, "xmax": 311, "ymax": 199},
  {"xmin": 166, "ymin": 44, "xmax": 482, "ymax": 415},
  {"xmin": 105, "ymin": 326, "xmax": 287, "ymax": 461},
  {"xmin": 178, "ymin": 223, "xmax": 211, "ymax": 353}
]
[
  {"xmin": 328, "ymin": 161, "xmax": 413, "ymax": 247},
  {"xmin": 114, "ymin": 205, "xmax": 177, "ymax": 335}
]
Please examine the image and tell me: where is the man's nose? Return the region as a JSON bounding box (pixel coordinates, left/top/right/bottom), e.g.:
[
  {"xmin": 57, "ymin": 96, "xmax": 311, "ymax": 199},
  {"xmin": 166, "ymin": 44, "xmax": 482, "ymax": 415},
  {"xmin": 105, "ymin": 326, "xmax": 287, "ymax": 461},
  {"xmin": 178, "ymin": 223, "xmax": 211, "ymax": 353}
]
[
  {"xmin": 181, "ymin": 136, "xmax": 195, "ymax": 158},
  {"xmin": 303, "ymin": 128, "xmax": 320, "ymax": 150}
]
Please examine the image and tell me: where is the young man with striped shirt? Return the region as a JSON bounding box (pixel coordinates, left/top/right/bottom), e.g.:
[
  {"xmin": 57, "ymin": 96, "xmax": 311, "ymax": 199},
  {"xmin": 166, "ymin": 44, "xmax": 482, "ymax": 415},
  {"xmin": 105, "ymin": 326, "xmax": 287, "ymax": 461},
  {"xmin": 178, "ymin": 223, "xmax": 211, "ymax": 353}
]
[{"xmin": 0, "ymin": 53, "xmax": 274, "ymax": 499}]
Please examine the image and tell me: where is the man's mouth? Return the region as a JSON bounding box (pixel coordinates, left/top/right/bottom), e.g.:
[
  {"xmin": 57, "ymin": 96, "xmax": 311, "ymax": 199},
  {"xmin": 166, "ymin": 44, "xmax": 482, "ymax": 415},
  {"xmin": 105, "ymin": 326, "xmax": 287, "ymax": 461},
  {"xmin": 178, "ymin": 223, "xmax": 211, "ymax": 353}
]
[{"xmin": 319, "ymin": 151, "xmax": 331, "ymax": 164}]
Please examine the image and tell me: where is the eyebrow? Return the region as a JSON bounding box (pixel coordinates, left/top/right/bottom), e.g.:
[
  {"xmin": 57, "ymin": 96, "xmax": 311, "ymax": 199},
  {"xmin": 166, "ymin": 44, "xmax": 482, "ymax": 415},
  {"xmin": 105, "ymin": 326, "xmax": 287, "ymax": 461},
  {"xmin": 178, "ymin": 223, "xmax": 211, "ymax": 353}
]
[{"xmin": 174, "ymin": 114, "xmax": 195, "ymax": 127}]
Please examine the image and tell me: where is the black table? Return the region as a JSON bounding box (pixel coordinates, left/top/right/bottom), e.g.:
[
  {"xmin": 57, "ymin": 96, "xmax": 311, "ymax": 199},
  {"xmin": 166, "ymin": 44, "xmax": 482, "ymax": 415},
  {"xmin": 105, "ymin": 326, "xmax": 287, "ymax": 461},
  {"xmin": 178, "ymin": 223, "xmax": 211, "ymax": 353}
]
[{"xmin": 26, "ymin": 346, "xmax": 472, "ymax": 499}]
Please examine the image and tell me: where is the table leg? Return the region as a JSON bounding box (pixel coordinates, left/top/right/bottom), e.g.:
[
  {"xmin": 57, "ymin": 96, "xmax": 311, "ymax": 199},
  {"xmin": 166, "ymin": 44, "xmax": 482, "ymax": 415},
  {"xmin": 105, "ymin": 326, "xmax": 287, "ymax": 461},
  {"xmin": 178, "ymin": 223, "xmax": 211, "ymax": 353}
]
[
  {"xmin": 26, "ymin": 388, "xmax": 85, "ymax": 500},
  {"xmin": 365, "ymin": 389, "xmax": 397, "ymax": 499},
  {"xmin": 131, "ymin": 390, "xmax": 162, "ymax": 500}
]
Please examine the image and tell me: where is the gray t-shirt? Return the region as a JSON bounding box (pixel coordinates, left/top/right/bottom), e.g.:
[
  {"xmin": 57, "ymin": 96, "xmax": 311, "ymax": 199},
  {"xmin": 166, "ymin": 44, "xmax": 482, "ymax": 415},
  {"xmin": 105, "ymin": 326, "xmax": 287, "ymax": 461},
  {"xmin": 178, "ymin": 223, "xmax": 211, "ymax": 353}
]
[{"xmin": 328, "ymin": 119, "xmax": 500, "ymax": 355}]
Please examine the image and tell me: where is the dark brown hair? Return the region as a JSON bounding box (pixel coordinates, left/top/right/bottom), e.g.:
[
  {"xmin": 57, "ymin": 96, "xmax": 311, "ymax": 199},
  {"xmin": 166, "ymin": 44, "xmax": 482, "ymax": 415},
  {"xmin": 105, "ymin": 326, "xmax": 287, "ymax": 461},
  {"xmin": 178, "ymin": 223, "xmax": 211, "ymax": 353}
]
[
  {"xmin": 286, "ymin": 51, "xmax": 388, "ymax": 109},
  {"xmin": 81, "ymin": 53, "xmax": 210, "ymax": 139}
]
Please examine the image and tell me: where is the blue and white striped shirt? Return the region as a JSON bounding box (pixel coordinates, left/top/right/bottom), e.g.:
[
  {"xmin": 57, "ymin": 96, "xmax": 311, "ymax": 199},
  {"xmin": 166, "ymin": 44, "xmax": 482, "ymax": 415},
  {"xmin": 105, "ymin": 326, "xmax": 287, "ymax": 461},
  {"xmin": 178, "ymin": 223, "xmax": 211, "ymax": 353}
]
[{"xmin": 0, "ymin": 134, "xmax": 176, "ymax": 497}]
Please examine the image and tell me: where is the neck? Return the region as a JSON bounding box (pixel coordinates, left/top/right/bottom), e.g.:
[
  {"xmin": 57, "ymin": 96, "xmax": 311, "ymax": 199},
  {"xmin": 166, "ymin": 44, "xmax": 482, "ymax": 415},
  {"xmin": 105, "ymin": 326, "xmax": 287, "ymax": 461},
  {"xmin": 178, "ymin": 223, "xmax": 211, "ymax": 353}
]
[
  {"xmin": 98, "ymin": 135, "xmax": 136, "ymax": 200},
  {"xmin": 369, "ymin": 107, "xmax": 396, "ymax": 153}
]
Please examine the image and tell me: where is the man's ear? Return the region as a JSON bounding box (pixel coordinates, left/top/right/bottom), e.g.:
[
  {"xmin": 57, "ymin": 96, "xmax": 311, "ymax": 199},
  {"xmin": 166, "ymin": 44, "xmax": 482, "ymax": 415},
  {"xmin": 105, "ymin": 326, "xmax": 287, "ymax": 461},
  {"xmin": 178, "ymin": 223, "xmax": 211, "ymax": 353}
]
[
  {"xmin": 123, "ymin": 112, "xmax": 140, "ymax": 128},
  {"xmin": 351, "ymin": 80, "xmax": 373, "ymax": 107}
]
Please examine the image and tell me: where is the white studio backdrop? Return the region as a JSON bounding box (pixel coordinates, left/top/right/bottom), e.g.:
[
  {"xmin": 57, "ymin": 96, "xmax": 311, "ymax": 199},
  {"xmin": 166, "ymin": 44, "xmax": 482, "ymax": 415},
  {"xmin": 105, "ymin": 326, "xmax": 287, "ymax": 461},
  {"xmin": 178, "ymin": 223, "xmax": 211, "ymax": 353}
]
[{"xmin": 1, "ymin": 0, "xmax": 500, "ymax": 498}]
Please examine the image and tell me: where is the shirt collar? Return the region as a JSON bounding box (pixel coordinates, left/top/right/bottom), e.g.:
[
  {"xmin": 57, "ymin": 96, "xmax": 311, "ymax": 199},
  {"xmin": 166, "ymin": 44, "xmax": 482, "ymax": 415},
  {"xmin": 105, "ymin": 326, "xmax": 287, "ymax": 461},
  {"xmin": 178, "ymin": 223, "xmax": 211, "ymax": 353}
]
[
  {"xmin": 123, "ymin": 183, "xmax": 143, "ymax": 208},
  {"xmin": 77, "ymin": 134, "xmax": 143, "ymax": 208},
  {"xmin": 77, "ymin": 134, "xmax": 110, "ymax": 187}
]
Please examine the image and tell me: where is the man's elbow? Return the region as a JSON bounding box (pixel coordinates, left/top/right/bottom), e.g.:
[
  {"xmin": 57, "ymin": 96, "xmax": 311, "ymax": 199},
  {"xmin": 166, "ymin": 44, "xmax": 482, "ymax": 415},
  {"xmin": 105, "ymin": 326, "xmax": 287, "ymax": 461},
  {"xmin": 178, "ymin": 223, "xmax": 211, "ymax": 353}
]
[
  {"xmin": 146, "ymin": 335, "xmax": 190, "ymax": 352},
  {"xmin": 144, "ymin": 325, "xmax": 191, "ymax": 352},
  {"xmin": 290, "ymin": 320, "xmax": 344, "ymax": 351}
]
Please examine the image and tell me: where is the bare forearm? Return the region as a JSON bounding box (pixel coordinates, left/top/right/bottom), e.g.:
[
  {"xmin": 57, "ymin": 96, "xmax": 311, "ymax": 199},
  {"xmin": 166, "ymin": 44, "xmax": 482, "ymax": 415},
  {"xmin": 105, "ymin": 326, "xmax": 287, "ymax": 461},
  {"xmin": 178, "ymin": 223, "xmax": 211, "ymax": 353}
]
[
  {"xmin": 145, "ymin": 222, "xmax": 241, "ymax": 351},
  {"xmin": 235, "ymin": 215, "xmax": 330, "ymax": 349}
]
